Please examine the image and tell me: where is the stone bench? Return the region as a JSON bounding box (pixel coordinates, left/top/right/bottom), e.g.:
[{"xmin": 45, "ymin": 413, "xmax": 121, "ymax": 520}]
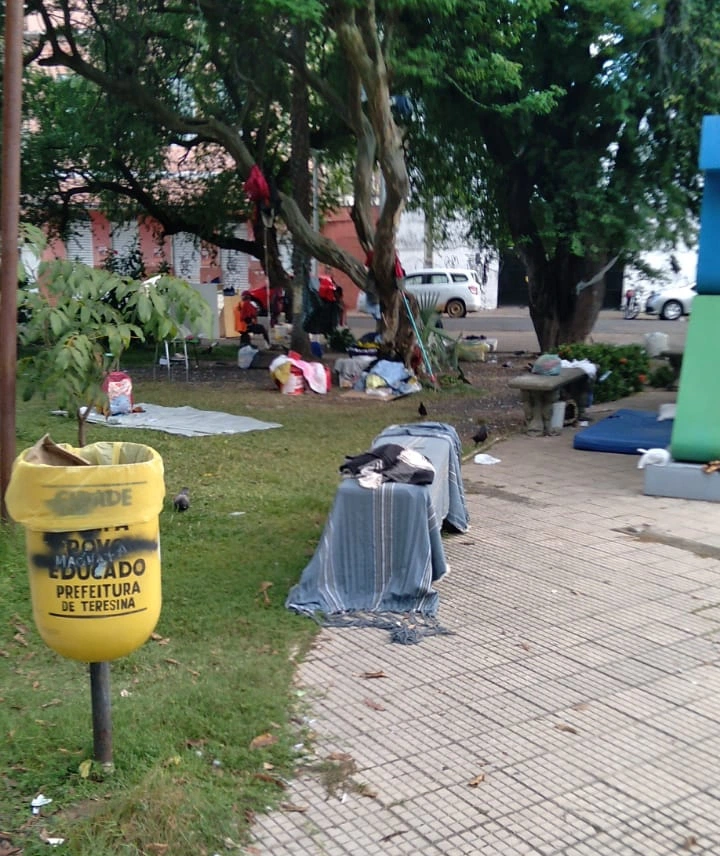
[{"xmin": 509, "ymin": 367, "xmax": 591, "ymax": 436}]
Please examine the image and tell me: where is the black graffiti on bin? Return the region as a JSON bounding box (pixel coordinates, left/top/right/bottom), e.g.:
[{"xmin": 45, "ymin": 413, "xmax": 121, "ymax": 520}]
[{"xmin": 33, "ymin": 529, "xmax": 158, "ymax": 581}]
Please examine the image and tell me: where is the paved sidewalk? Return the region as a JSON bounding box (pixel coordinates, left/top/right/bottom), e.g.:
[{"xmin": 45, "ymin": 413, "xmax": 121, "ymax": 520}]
[{"xmin": 250, "ymin": 393, "xmax": 720, "ymax": 855}]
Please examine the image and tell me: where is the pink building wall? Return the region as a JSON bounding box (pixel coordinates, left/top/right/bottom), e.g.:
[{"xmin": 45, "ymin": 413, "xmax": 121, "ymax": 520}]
[{"xmin": 42, "ymin": 207, "xmax": 372, "ymax": 305}]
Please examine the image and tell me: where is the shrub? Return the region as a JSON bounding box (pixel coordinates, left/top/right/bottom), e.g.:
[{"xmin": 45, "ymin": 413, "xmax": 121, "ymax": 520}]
[
  {"xmin": 557, "ymin": 342, "xmax": 650, "ymax": 402},
  {"xmin": 649, "ymin": 363, "xmax": 677, "ymax": 388},
  {"xmin": 326, "ymin": 326, "xmax": 356, "ymax": 353}
]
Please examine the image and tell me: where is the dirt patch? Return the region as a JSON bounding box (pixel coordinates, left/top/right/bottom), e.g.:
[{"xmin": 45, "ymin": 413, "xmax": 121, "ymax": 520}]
[{"xmin": 132, "ymin": 348, "xmax": 533, "ymax": 447}]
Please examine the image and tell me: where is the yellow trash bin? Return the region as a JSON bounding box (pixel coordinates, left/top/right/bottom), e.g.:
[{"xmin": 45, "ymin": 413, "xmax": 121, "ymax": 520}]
[{"xmin": 5, "ymin": 437, "xmax": 165, "ymax": 662}]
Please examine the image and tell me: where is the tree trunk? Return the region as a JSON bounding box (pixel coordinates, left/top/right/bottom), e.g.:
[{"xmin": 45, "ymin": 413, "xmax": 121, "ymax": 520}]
[
  {"xmin": 525, "ymin": 251, "xmax": 608, "ymax": 352},
  {"xmin": 78, "ymin": 415, "xmax": 88, "ymax": 447},
  {"xmin": 333, "ymin": 3, "xmax": 415, "ymax": 365}
]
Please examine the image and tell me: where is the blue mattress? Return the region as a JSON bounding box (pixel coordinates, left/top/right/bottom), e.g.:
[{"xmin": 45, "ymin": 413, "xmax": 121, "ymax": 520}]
[{"xmin": 573, "ymin": 409, "xmax": 673, "ymax": 454}]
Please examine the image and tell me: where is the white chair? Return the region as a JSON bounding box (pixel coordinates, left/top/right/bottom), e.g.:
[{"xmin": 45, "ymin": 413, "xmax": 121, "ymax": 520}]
[{"xmin": 153, "ymin": 326, "xmax": 201, "ymax": 380}]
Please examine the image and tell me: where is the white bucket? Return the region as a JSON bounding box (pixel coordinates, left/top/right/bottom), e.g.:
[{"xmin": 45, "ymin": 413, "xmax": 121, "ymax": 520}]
[
  {"xmin": 550, "ymin": 401, "xmax": 566, "ymax": 431},
  {"xmin": 644, "ymin": 331, "xmax": 669, "ymax": 357}
]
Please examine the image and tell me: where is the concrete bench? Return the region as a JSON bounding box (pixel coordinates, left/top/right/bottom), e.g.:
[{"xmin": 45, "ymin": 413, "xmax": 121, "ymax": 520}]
[{"xmin": 509, "ymin": 367, "xmax": 591, "ymax": 436}]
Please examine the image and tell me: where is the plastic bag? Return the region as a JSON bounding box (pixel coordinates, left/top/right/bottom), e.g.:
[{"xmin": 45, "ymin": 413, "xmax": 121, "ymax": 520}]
[
  {"xmin": 531, "ymin": 354, "xmax": 562, "ymax": 376},
  {"xmin": 103, "ymin": 371, "xmax": 133, "ymax": 415}
]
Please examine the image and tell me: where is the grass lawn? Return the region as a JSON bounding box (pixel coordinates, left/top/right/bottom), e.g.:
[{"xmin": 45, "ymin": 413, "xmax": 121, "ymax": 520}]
[{"xmin": 0, "ymin": 346, "xmax": 479, "ymax": 855}]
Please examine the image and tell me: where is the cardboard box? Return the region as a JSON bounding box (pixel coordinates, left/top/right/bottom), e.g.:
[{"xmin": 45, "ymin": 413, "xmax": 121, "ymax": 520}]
[{"xmin": 220, "ymin": 295, "xmax": 241, "ymax": 338}]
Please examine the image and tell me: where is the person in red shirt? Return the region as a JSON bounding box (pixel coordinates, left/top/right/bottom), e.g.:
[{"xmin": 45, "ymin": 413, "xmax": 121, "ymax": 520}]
[{"xmin": 234, "ymin": 294, "xmax": 270, "ymax": 346}]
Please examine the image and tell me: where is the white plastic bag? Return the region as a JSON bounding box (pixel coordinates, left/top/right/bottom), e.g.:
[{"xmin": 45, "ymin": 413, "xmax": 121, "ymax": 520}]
[
  {"xmin": 237, "ymin": 345, "xmax": 258, "ymax": 369},
  {"xmin": 644, "ymin": 331, "xmax": 669, "ymax": 357}
]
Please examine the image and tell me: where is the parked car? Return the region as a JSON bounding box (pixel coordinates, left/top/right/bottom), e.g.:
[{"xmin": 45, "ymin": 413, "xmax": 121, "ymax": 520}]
[
  {"xmin": 357, "ymin": 268, "xmax": 484, "ymax": 318},
  {"xmin": 644, "ymin": 282, "xmax": 697, "ymax": 320},
  {"xmin": 402, "ymin": 268, "xmax": 484, "ymax": 318}
]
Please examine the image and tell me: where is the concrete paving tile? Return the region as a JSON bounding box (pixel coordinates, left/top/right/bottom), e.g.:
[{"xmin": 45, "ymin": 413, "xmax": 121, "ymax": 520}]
[
  {"xmin": 557, "ymin": 784, "xmax": 648, "ymax": 828},
  {"xmin": 512, "ymin": 680, "xmax": 592, "ymax": 713},
  {"xmin": 562, "ymin": 640, "xmax": 633, "ymax": 667},
  {"xmin": 455, "ymin": 725, "xmax": 545, "ymax": 767},
  {"xmin": 645, "ymin": 669, "xmax": 720, "ymax": 704},
  {"xmin": 500, "ymin": 800, "xmax": 598, "ymax": 852},
  {"xmin": 646, "ymin": 705, "xmax": 720, "ymax": 745},
  {"xmin": 500, "ymin": 755, "xmax": 597, "ymax": 799},
  {"xmin": 547, "ymin": 700, "xmax": 643, "ymax": 735},
  {"xmin": 601, "ymin": 686, "xmax": 678, "ymax": 720},
  {"xmin": 454, "ymin": 770, "xmax": 548, "ymax": 815},
  {"xmin": 437, "ymin": 825, "xmax": 540, "ymax": 855},
  {"xmin": 686, "ymin": 692, "xmax": 720, "ymax": 720},
  {"xmin": 657, "ymin": 792, "xmax": 720, "ymax": 837},
  {"xmin": 517, "ymin": 625, "xmax": 592, "ymax": 650},
  {"xmin": 659, "ymin": 634, "xmax": 720, "ymax": 661},
  {"xmin": 602, "ymin": 762, "xmax": 701, "ymax": 809},
  {"xmin": 389, "ymin": 797, "xmax": 496, "ymax": 845},
  {"xmin": 618, "ymin": 812, "xmax": 718, "ymax": 856},
  {"xmin": 657, "ymin": 744, "xmax": 720, "ymax": 790},
  {"xmin": 323, "ymin": 815, "xmax": 439, "ymax": 854},
  {"xmin": 554, "ymin": 667, "xmax": 636, "ymax": 699},
  {"xmin": 563, "ymin": 722, "xmax": 683, "ymax": 776},
  {"xmin": 631, "ymin": 622, "xmax": 704, "ymax": 645},
  {"xmin": 591, "ymin": 630, "xmax": 668, "ymax": 656},
  {"xmin": 594, "ymin": 657, "xmax": 679, "ymax": 686},
  {"xmin": 251, "ymin": 394, "xmax": 720, "ymax": 854}
]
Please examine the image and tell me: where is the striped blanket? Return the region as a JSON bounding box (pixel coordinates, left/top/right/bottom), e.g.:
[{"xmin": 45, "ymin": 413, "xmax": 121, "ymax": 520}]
[{"xmin": 285, "ymin": 422, "xmax": 469, "ymax": 629}]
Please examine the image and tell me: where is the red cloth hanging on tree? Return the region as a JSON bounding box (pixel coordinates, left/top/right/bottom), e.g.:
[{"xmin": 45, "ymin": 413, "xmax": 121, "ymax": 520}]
[
  {"xmin": 364, "ymin": 249, "xmax": 405, "ymax": 279},
  {"xmin": 244, "ymin": 164, "xmax": 270, "ymax": 208}
]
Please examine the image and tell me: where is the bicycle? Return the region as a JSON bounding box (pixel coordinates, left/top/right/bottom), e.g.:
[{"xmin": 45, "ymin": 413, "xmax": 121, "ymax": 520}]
[{"xmin": 623, "ymin": 288, "xmax": 641, "ymax": 320}]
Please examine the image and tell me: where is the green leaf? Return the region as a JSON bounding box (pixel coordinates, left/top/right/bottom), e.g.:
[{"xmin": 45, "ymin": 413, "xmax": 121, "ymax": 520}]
[
  {"xmin": 49, "ymin": 311, "xmax": 65, "ymax": 338},
  {"xmin": 136, "ymin": 291, "xmax": 153, "ymax": 323}
]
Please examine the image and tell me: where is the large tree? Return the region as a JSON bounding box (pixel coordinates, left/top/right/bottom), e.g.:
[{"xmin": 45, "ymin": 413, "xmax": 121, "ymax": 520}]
[
  {"xmin": 20, "ymin": 1, "xmax": 418, "ymax": 357},
  {"xmin": 395, "ymin": 0, "xmax": 720, "ymax": 350}
]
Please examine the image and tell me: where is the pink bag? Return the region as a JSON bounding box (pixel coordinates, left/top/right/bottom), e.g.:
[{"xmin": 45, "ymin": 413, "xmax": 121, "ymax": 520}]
[{"xmin": 102, "ymin": 371, "xmax": 134, "ymax": 414}]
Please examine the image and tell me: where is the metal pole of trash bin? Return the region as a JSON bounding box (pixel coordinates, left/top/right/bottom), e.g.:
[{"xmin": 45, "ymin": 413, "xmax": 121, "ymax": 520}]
[{"xmin": 90, "ymin": 662, "xmax": 113, "ymax": 766}]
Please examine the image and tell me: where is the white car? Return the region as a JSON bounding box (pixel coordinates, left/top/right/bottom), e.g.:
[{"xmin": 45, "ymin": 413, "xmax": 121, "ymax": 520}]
[
  {"xmin": 357, "ymin": 268, "xmax": 484, "ymax": 318},
  {"xmin": 644, "ymin": 282, "xmax": 697, "ymax": 320},
  {"xmin": 402, "ymin": 268, "xmax": 484, "ymax": 318}
]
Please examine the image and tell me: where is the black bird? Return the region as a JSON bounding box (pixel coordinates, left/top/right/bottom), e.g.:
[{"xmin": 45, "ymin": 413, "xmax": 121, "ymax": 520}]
[
  {"xmin": 173, "ymin": 487, "xmax": 190, "ymax": 512},
  {"xmin": 472, "ymin": 422, "xmax": 489, "ymax": 446},
  {"xmin": 418, "ymin": 401, "xmax": 428, "ymax": 418}
]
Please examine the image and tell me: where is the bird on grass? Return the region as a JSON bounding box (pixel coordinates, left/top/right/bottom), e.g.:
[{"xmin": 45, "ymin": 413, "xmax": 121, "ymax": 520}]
[
  {"xmin": 173, "ymin": 487, "xmax": 190, "ymax": 512},
  {"xmin": 418, "ymin": 401, "xmax": 428, "ymax": 418},
  {"xmin": 472, "ymin": 420, "xmax": 489, "ymax": 446}
]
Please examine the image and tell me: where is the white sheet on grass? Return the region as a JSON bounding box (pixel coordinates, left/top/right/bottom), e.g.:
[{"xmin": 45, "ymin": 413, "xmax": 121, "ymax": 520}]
[{"xmin": 85, "ymin": 403, "xmax": 281, "ymax": 437}]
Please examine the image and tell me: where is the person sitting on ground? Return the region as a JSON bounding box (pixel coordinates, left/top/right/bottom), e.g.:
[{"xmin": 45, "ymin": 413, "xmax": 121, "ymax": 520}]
[{"xmin": 234, "ymin": 293, "xmax": 270, "ymax": 346}]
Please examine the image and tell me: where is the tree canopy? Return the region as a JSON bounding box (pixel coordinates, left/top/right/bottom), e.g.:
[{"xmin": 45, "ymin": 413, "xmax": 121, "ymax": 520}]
[
  {"xmin": 395, "ymin": 0, "xmax": 720, "ymax": 347},
  {"xmin": 18, "ymin": 0, "xmax": 720, "ymax": 354}
]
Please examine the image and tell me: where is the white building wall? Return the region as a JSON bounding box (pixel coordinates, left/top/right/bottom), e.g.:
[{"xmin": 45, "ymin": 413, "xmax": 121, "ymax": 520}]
[
  {"xmin": 65, "ymin": 218, "xmax": 94, "ymax": 266},
  {"xmin": 624, "ymin": 245, "xmax": 697, "ymax": 292},
  {"xmin": 111, "ymin": 220, "xmax": 139, "ymax": 262},
  {"xmin": 172, "ymin": 232, "xmax": 202, "ymax": 282},
  {"xmin": 220, "ymin": 223, "xmax": 250, "ymax": 292}
]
